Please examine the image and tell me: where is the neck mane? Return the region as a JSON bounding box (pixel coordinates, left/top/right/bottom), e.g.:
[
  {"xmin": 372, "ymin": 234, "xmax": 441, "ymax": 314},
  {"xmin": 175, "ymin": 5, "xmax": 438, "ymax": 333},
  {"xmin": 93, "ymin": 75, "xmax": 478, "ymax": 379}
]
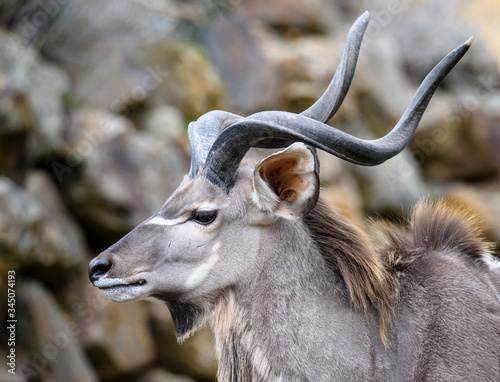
[{"xmin": 304, "ymin": 199, "xmax": 398, "ymax": 345}]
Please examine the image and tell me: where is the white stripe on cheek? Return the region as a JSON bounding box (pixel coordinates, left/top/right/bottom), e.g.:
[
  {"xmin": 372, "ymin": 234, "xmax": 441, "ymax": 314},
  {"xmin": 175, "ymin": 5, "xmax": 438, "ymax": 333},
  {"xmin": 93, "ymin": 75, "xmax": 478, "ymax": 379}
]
[
  {"xmin": 185, "ymin": 242, "xmax": 221, "ymax": 289},
  {"xmin": 144, "ymin": 216, "xmax": 184, "ymax": 226}
]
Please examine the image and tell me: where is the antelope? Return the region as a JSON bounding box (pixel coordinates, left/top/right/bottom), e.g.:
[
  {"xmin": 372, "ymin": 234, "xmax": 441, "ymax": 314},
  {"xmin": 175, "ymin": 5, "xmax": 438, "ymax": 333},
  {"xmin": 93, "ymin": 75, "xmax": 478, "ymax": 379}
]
[{"xmin": 89, "ymin": 12, "xmax": 500, "ymax": 381}]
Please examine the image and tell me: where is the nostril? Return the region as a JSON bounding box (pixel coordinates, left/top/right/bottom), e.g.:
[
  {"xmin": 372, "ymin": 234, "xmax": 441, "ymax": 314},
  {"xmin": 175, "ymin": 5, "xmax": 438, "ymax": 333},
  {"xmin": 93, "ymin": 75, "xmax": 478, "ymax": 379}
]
[{"xmin": 89, "ymin": 258, "xmax": 112, "ymax": 283}]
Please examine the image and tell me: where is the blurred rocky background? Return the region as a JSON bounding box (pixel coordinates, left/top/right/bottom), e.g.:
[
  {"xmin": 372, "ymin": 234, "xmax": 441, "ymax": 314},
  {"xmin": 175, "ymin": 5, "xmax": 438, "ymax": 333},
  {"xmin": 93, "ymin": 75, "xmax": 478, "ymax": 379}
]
[{"xmin": 0, "ymin": 0, "xmax": 499, "ymax": 381}]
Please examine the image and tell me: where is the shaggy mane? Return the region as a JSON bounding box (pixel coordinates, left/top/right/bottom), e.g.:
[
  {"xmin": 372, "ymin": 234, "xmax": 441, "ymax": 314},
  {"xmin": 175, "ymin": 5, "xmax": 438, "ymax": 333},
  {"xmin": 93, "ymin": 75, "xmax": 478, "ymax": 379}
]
[
  {"xmin": 303, "ymin": 198, "xmax": 493, "ymax": 346},
  {"xmin": 304, "ymin": 199, "xmax": 397, "ymax": 346}
]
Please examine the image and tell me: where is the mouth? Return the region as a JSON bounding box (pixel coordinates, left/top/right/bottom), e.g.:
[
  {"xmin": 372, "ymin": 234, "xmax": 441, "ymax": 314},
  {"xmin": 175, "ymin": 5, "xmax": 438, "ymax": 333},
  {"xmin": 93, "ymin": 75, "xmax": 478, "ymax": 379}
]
[
  {"xmin": 97, "ymin": 279, "xmax": 146, "ymax": 289},
  {"xmin": 93, "ymin": 277, "xmax": 148, "ymax": 302}
]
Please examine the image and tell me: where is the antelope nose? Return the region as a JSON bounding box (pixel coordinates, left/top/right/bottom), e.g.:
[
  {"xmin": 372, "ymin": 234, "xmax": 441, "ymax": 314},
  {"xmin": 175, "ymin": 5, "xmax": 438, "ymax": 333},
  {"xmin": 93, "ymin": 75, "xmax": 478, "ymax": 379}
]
[{"xmin": 89, "ymin": 258, "xmax": 112, "ymax": 283}]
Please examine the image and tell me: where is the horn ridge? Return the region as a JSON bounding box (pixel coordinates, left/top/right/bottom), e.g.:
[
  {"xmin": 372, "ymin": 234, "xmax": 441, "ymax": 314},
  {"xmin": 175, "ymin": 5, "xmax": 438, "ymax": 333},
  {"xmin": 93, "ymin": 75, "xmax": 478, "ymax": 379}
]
[
  {"xmin": 202, "ymin": 38, "xmax": 472, "ymax": 193},
  {"xmin": 188, "ymin": 110, "xmax": 243, "ymax": 178},
  {"xmin": 187, "ymin": 12, "xmax": 371, "ymax": 177}
]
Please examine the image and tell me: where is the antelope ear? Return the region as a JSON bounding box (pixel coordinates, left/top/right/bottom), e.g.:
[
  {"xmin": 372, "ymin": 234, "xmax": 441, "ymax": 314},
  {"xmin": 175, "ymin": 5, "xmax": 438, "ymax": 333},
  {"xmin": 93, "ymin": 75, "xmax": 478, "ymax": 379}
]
[{"xmin": 252, "ymin": 142, "xmax": 320, "ymax": 218}]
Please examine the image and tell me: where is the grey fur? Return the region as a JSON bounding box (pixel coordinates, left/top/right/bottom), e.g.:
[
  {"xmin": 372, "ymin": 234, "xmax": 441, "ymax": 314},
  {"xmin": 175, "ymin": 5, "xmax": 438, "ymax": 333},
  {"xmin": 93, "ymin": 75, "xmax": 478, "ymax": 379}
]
[{"xmin": 89, "ymin": 154, "xmax": 500, "ymax": 381}]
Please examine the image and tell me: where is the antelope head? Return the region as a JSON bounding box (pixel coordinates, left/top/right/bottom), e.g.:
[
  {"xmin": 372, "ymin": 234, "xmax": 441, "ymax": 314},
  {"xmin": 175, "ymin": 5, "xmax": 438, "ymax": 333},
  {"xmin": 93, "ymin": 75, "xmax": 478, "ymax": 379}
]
[{"xmin": 89, "ymin": 12, "xmax": 472, "ymax": 338}]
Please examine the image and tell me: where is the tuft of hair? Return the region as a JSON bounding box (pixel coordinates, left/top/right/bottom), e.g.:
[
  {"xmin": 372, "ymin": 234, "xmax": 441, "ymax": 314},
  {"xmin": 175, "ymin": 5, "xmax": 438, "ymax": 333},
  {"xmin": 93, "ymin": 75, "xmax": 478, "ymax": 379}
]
[
  {"xmin": 378, "ymin": 199, "xmax": 494, "ymax": 268},
  {"xmin": 409, "ymin": 199, "xmax": 493, "ymax": 259},
  {"xmin": 304, "ymin": 199, "xmax": 397, "ymax": 347}
]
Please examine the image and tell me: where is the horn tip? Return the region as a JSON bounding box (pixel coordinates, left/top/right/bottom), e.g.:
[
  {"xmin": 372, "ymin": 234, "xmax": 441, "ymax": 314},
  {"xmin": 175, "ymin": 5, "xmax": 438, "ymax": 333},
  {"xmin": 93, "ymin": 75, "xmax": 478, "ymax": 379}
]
[{"xmin": 465, "ymin": 36, "xmax": 474, "ymax": 47}]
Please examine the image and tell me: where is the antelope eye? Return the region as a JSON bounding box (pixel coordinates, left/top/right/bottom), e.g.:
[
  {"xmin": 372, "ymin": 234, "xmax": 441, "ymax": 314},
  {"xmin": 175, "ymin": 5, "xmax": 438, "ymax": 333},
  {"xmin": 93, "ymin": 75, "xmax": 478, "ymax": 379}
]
[{"xmin": 191, "ymin": 210, "xmax": 217, "ymax": 225}]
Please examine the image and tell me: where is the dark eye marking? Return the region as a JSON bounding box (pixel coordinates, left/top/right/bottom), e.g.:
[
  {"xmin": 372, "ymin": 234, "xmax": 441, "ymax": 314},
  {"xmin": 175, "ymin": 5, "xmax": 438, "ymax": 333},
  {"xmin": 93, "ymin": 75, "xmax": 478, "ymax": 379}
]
[{"xmin": 190, "ymin": 210, "xmax": 217, "ymax": 225}]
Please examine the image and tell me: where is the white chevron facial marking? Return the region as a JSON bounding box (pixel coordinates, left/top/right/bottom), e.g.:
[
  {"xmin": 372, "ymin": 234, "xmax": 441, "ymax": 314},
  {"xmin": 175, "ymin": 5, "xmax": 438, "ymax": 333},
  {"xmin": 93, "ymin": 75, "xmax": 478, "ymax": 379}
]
[{"xmin": 144, "ymin": 215, "xmax": 185, "ymax": 226}]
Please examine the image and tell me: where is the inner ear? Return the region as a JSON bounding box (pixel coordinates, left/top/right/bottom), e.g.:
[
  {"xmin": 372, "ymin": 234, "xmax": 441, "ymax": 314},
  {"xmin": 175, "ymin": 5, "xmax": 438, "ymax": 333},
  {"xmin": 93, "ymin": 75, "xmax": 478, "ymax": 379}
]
[
  {"xmin": 253, "ymin": 143, "xmax": 320, "ymax": 218},
  {"xmin": 259, "ymin": 158, "xmax": 302, "ymax": 202}
]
